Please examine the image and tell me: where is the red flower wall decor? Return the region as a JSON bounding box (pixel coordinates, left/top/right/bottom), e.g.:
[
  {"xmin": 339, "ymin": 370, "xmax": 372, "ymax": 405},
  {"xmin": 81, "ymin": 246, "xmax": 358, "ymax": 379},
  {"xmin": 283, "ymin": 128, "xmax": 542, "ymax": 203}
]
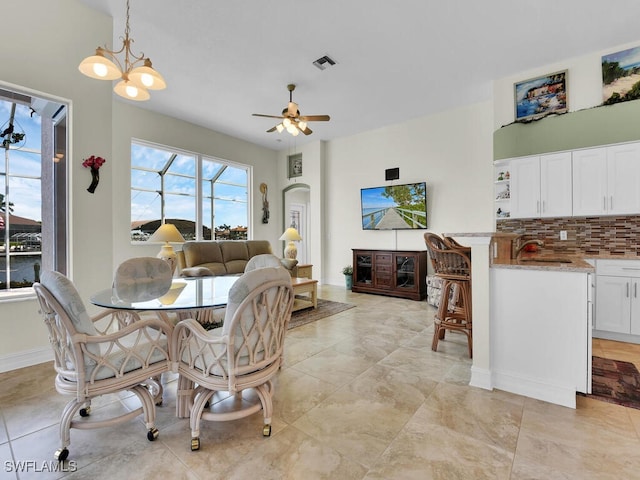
[{"xmin": 82, "ymin": 155, "xmax": 106, "ymax": 193}]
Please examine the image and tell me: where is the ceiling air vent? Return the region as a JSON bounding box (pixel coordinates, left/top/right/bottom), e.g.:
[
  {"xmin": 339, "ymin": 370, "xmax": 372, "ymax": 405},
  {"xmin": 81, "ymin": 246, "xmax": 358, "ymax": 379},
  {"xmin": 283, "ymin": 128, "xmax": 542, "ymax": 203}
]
[{"xmin": 313, "ymin": 55, "xmax": 336, "ymax": 71}]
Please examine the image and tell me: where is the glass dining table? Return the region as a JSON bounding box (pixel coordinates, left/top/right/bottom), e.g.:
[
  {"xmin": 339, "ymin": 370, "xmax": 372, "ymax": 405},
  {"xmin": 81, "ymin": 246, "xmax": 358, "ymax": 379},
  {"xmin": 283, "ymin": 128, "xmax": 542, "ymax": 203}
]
[{"xmin": 90, "ymin": 276, "xmax": 239, "ymax": 324}]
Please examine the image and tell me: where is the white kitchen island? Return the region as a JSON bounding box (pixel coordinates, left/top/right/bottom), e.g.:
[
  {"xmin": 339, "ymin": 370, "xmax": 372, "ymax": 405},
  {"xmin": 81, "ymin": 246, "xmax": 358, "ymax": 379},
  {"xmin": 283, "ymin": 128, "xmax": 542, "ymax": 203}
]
[{"xmin": 491, "ymin": 261, "xmax": 594, "ymax": 408}]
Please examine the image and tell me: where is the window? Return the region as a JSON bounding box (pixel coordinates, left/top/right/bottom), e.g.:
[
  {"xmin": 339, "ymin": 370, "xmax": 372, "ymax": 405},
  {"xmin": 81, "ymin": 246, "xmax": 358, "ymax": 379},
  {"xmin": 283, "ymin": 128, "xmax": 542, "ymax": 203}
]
[
  {"xmin": 0, "ymin": 87, "xmax": 68, "ymax": 292},
  {"xmin": 130, "ymin": 141, "xmax": 249, "ymax": 242}
]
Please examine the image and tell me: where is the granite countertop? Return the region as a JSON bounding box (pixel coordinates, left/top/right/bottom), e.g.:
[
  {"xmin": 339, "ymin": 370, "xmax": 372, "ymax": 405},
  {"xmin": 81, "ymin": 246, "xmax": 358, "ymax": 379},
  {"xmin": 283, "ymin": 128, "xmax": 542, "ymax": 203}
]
[{"xmin": 491, "ymin": 253, "xmax": 594, "ymax": 272}]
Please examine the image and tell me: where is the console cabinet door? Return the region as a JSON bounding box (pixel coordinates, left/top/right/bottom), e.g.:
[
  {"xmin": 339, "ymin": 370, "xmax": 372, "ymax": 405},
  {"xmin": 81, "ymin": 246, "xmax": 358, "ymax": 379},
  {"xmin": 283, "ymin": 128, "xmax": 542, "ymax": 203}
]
[{"xmin": 596, "ymin": 275, "xmax": 631, "ymax": 334}]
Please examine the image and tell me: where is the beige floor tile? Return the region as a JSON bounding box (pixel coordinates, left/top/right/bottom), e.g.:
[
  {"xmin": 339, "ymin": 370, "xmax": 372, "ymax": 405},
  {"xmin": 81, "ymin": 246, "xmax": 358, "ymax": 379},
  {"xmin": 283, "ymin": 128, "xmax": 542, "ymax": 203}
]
[
  {"xmin": 420, "ymin": 382, "xmax": 523, "ymax": 452},
  {"xmin": 271, "ymin": 368, "xmax": 340, "ymax": 424},
  {"xmin": 293, "ymin": 388, "xmax": 415, "ymax": 468},
  {"xmin": 365, "ymin": 420, "xmax": 513, "ymax": 480},
  {"xmin": 217, "ymin": 425, "xmax": 368, "ymax": 480}
]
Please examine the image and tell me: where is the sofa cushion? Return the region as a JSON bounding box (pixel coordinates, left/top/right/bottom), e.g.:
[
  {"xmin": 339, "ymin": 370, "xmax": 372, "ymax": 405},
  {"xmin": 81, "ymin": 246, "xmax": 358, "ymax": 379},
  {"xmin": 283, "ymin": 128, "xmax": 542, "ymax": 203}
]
[
  {"xmin": 183, "ymin": 241, "xmax": 224, "ymax": 269},
  {"xmin": 246, "ymin": 240, "xmax": 273, "ymax": 258},
  {"xmin": 220, "ymin": 241, "xmax": 250, "ymax": 274}
]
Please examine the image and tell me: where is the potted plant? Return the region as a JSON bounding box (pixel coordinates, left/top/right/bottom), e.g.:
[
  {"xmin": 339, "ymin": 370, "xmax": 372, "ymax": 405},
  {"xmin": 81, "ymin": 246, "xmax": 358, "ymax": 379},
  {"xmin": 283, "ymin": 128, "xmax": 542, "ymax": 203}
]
[{"xmin": 342, "ymin": 265, "xmax": 353, "ymax": 290}]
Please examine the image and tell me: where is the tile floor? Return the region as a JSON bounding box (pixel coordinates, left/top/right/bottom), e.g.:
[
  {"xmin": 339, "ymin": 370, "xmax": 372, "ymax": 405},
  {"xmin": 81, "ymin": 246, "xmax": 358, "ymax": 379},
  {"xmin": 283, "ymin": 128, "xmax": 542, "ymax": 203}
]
[{"xmin": 2, "ymin": 285, "xmax": 640, "ymax": 479}]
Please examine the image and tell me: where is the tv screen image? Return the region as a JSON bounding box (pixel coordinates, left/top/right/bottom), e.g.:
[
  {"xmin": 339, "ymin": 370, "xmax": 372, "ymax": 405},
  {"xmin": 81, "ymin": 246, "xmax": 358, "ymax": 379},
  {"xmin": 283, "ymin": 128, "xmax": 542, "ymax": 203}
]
[{"xmin": 360, "ymin": 182, "xmax": 427, "ymax": 230}]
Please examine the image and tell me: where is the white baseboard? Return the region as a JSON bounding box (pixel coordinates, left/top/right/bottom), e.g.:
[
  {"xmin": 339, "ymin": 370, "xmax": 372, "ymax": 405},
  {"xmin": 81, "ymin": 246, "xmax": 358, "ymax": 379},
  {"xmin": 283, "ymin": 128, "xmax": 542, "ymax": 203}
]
[
  {"xmin": 492, "ymin": 370, "xmax": 576, "ymax": 409},
  {"xmin": 469, "ymin": 366, "xmax": 493, "ymax": 390},
  {"xmin": 0, "ymin": 347, "xmax": 53, "ymax": 373}
]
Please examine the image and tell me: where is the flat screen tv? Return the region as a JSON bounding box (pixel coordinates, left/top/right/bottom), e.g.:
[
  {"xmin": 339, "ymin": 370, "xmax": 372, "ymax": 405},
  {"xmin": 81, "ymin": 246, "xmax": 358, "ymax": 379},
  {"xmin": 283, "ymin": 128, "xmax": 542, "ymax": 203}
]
[{"xmin": 360, "ymin": 182, "xmax": 427, "ymax": 230}]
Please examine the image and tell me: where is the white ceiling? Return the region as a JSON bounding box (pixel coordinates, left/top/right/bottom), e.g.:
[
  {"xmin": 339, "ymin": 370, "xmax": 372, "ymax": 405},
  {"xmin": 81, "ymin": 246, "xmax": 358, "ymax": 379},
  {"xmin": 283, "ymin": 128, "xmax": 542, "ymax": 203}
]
[{"xmin": 78, "ymin": 0, "xmax": 640, "ymax": 151}]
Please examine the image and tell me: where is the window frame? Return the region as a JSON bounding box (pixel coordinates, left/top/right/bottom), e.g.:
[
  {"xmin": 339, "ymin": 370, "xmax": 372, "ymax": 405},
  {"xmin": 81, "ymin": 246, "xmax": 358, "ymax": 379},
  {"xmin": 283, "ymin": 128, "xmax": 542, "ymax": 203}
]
[
  {"xmin": 130, "ymin": 138, "xmax": 252, "ymax": 243},
  {"xmin": 0, "ymin": 83, "xmax": 70, "ymax": 300}
]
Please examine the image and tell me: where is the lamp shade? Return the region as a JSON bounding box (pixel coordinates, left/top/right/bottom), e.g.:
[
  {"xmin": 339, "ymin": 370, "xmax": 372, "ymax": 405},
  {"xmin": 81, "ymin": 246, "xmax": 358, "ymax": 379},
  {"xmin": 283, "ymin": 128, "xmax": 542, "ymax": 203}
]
[
  {"xmin": 114, "ymin": 79, "xmax": 150, "ymax": 101},
  {"xmin": 148, "ymin": 223, "xmax": 185, "ymax": 244},
  {"xmin": 78, "ymin": 50, "xmax": 121, "ymax": 80},
  {"xmin": 129, "ymin": 63, "xmax": 167, "ymax": 90},
  {"xmin": 279, "ymin": 227, "xmax": 302, "ymax": 242}
]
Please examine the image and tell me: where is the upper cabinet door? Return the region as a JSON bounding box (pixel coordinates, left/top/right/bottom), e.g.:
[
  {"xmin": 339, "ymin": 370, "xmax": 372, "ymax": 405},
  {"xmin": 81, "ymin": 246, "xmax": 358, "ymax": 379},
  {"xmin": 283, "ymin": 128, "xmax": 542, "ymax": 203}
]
[
  {"xmin": 572, "ymin": 147, "xmax": 608, "ymax": 216},
  {"xmin": 540, "ymin": 152, "xmax": 572, "ymax": 218},
  {"xmin": 510, "ymin": 156, "xmax": 541, "ymax": 219},
  {"xmin": 607, "ymin": 143, "xmax": 640, "ymax": 215}
]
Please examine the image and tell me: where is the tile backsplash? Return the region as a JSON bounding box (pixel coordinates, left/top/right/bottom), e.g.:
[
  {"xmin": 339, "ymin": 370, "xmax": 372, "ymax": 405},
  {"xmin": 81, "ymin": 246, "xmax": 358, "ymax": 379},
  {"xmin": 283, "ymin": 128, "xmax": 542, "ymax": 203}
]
[{"xmin": 496, "ymin": 215, "xmax": 640, "ymax": 256}]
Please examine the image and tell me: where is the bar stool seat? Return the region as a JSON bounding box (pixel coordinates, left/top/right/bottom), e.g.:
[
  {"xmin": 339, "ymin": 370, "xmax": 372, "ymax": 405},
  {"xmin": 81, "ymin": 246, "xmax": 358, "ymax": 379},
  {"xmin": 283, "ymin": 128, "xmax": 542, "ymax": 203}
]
[{"xmin": 424, "ymin": 233, "xmax": 473, "ymax": 358}]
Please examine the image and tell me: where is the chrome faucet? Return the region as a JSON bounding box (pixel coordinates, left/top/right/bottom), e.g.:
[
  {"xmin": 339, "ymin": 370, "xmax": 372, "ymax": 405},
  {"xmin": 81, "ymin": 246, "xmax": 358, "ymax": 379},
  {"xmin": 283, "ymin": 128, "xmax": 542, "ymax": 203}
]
[{"xmin": 515, "ymin": 239, "xmax": 545, "ymax": 257}]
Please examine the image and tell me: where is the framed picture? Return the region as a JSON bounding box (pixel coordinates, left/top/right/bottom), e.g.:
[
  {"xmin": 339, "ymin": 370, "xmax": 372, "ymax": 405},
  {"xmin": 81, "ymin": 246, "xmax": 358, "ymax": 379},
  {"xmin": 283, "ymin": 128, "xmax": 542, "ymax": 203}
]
[
  {"xmin": 288, "ymin": 153, "xmax": 302, "ymax": 178},
  {"xmin": 514, "ymin": 70, "xmax": 567, "ymax": 122},
  {"xmin": 602, "ymin": 46, "xmax": 640, "ymax": 105}
]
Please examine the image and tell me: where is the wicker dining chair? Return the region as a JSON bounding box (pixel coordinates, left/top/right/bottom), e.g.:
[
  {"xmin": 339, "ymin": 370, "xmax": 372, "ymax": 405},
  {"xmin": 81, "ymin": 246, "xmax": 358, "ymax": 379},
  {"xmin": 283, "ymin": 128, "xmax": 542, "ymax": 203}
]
[
  {"xmin": 424, "ymin": 232, "xmax": 473, "ymax": 357},
  {"xmin": 171, "ymin": 266, "xmax": 294, "ymax": 451},
  {"xmin": 34, "ymin": 271, "xmax": 172, "ymax": 461}
]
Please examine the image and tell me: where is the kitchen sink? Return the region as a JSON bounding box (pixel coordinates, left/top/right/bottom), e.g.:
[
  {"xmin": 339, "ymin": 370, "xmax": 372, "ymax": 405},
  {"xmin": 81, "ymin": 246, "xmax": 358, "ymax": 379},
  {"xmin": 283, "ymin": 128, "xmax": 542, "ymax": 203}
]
[{"xmin": 520, "ymin": 257, "xmax": 573, "ymax": 264}]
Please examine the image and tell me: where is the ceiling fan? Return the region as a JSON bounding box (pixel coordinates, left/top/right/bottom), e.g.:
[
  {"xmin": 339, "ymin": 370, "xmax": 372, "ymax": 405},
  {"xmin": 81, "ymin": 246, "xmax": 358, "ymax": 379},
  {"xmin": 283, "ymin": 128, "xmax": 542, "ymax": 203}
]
[{"xmin": 252, "ymin": 84, "xmax": 330, "ymax": 136}]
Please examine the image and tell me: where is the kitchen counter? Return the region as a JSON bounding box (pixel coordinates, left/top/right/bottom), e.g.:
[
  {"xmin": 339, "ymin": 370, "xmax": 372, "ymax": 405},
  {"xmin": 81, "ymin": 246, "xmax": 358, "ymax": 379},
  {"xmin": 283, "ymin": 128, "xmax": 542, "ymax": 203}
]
[{"xmin": 492, "ymin": 253, "xmax": 594, "ymax": 273}]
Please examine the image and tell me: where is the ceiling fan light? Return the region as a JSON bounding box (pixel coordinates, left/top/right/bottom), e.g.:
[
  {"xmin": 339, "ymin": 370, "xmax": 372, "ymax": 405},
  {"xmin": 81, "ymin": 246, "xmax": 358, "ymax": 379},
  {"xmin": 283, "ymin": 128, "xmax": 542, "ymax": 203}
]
[
  {"xmin": 114, "ymin": 80, "xmax": 150, "ymax": 101},
  {"xmin": 283, "ymin": 117, "xmax": 292, "ymax": 128},
  {"xmin": 298, "ymin": 120, "xmax": 307, "ymax": 131},
  {"xmin": 78, "ymin": 50, "xmax": 121, "ymax": 80},
  {"xmin": 290, "ymin": 128, "xmax": 300, "ymax": 136},
  {"xmin": 276, "ymin": 123, "xmax": 284, "ymax": 133}
]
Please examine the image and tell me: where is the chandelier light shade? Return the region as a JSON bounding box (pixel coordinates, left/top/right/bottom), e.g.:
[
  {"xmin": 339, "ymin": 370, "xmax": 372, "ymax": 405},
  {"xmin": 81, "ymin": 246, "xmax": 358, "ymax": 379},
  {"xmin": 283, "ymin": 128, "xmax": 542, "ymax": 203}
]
[
  {"xmin": 78, "ymin": 0, "xmax": 166, "ymax": 101},
  {"xmin": 148, "ymin": 223, "xmax": 185, "ymax": 274},
  {"xmin": 279, "ymin": 227, "xmax": 302, "ymax": 260}
]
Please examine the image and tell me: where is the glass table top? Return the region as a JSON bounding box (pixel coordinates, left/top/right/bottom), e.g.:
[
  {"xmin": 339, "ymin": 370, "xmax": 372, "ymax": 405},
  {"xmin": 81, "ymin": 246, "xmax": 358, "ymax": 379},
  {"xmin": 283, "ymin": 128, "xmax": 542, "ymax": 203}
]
[{"xmin": 90, "ymin": 276, "xmax": 238, "ymax": 311}]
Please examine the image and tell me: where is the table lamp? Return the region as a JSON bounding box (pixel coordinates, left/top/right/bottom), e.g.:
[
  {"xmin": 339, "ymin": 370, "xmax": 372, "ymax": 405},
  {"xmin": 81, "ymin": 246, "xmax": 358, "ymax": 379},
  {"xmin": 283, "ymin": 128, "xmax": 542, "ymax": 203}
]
[
  {"xmin": 148, "ymin": 223, "xmax": 185, "ymax": 274},
  {"xmin": 279, "ymin": 227, "xmax": 302, "ymax": 260}
]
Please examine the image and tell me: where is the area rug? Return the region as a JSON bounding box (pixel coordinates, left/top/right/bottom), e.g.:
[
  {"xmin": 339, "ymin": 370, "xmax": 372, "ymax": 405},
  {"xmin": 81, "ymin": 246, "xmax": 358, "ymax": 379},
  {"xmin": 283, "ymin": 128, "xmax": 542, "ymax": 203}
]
[
  {"xmin": 288, "ymin": 299, "xmax": 355, "ymax": 330},
  {"xmin": 590, "ymin": 356, "xmax": 640, "ymax": 410}
]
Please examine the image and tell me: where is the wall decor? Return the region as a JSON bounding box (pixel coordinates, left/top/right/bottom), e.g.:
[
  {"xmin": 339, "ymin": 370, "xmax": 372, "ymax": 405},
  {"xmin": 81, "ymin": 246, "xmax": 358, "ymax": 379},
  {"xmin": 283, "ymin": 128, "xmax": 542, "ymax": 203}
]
[
  {"xmin": 514, "ymin": 70, "xmax": 567, "ymax": 122},
  {"xmin": 602, "ymin": 46, "xmax": 640, "ymax": 105},
  {"xmin": 260, "ymin": 183, "xmax": 269, "ymax": 224},
  {"xmin": 82, "ymin": 155, "xmax": 106, "ymax": 194},
  {"xmin": 288, "ymin": 153, "xmax": 302, "ymax": 178}
]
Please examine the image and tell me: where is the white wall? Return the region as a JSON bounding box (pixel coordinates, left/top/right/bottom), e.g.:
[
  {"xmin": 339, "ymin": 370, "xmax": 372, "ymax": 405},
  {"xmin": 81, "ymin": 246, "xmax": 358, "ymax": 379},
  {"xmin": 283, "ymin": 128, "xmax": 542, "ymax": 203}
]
[
  {"xmin": 323, "ymin": 101, "xmax": 495, "ymax": 286},
  {"xmin": 493, "ymin": 39, "xmax": 640, "ymax": 129},
  {"xmin": 0, "ymin": 0, "xmax": 114, "ymax": 368}
]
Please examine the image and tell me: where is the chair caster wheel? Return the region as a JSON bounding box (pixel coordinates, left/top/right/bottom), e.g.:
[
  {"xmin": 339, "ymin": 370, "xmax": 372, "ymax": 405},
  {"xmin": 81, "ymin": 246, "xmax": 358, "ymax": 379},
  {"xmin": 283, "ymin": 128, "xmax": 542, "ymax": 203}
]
[
  {"xmin": 191, "ymin": 437, "xmax": 200, "ymax": 451},
  {"xmin": 263, "ymin": 424, "xmax": 272, "ymax": 437},
  {"xmin": 79, "ymin": 406, "xmax": 91, "ymax": 417},
  {"xmin": 55, "ymin": 448, "xmax": 69, "ymax": 462},
  {"xmin": 147, "ymin": 428, "xmax": 159, "ymax": 441}
]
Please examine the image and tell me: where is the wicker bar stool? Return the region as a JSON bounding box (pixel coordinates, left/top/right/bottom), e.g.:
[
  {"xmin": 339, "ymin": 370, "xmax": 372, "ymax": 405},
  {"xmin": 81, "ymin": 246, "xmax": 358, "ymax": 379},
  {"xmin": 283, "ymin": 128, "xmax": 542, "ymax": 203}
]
[{"xmin": 424, "ymin": 233, "xmax": 473, "ymax": 358}]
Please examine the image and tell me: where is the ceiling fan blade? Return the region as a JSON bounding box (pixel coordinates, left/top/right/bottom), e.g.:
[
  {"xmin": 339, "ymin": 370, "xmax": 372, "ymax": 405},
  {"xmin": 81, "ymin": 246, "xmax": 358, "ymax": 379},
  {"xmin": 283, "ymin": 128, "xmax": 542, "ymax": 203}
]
[
  {"xmin": 299, "ymin": 115, "xmax": 330, "ymax": 122},
  {"xmin": 266, "ymin": 125, "xmax": 278, "ymax": 133},
  {"xmin": 252, "ymin": 113, "xmax": 286, "ymax": 120},
  {"xmin": 288, "ymin": 102, "xmax": 298, "ymax": 117},
  {"xmin": 301, "ymin": 126, "xmax": 313, "ymax": 135}
]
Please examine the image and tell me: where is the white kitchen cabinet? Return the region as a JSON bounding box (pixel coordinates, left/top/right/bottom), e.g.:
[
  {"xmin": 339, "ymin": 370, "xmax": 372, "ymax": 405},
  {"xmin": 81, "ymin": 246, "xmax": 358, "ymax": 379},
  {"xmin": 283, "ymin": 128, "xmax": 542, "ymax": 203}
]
[
  {"xmin": 594, "ymin": 260, "xmax": 640, "ymax": 341},
  {"xmin": 509, "ymin": 152, "xmax": 572, "ymax": 219},
  {"xmin": 573, "ymin": 143, "xmax": 640, "ymax": 216}
]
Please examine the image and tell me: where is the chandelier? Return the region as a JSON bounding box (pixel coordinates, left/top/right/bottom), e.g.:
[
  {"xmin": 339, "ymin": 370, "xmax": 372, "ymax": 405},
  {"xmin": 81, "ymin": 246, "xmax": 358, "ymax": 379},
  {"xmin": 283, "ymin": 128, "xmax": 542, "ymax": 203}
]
[{"xmin": 78, "ymin": 0, "xmax": 166, "ymax": 101}]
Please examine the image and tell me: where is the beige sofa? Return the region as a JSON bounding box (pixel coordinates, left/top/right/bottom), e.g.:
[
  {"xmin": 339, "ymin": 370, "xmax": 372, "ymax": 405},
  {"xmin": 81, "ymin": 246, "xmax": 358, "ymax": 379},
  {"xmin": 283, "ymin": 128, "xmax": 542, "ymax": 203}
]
[{"xmin": 177, "ymin": 240, "xmax": 297, "ymax": 277}]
